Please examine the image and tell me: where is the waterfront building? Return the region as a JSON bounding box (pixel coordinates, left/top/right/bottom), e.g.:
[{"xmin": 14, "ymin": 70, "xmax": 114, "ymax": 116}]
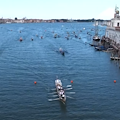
[
  {"xmin": 14, "ymin": 19, "xmax": 24, "ymax": 23},
  {"xmin": 105, "ymin": 6, "xmax": 120, "ymax": 44},
  {"xmin": 0, "ymin": 18, "xmax": 5, "ymax": 23}
]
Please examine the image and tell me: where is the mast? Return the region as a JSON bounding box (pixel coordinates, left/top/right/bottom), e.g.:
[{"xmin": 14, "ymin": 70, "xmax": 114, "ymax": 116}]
[{"xmin": 95, "ymin": 21, "xmax": 98, "ymax": 36}]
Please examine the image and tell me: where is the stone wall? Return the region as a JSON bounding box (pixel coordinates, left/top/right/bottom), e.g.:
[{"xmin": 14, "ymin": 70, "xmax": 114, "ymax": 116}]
[{"xmin": 105, "ymin": 28, "xmax": 120, "ymax": 44}]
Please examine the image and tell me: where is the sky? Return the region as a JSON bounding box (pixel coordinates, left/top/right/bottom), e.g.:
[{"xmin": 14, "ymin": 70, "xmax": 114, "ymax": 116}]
[{"xmin": 0, "ymin": 0, "xmax": 119, "ymax": 20}]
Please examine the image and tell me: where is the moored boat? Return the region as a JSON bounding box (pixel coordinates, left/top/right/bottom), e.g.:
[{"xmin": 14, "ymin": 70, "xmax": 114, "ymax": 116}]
[
  {"xmin": 59, "ymin": 48, "xmax": 65, "ymax": 56},
  {"xmin": 93, "ymin": 35, "xmax": 100, "ymax": 41}
]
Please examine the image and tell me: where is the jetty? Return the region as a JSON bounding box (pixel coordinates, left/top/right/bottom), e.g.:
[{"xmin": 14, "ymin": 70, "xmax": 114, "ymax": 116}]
[{"xmin": 110, "ymin": 56, "xmax": 120, "ymax": 60}]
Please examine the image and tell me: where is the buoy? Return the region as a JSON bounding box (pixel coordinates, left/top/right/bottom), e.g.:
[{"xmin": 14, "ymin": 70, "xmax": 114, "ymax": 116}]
[
  {"xmin": 114, "ymin": 80, "xmax": 116, "ymax": 83},
  {"xmin": 71, "ymin": 80, "xmax": 73, "ymax": 83},
  {"xmin": 34, "ymin": 81, "xmax": 37, "ymax": 84}
]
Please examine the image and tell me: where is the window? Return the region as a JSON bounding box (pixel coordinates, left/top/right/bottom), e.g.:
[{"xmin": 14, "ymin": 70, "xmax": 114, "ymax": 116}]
[
  {"xmin": 112, "ymin": 22, "xmax": 113, "ymax": 27},
  {"xmin": 117, "ymin": 22, "xmax": 119, "ymax": 27}
]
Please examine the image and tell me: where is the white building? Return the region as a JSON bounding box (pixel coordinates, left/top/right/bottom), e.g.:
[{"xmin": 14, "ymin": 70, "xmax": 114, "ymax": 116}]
[
  {"xmin": 105, "ymin": 6, "xmax": 120, "ymax": 44},
  {"xmin": 14, "ymin": 19, "xmax": 24, "ymax": 23}
]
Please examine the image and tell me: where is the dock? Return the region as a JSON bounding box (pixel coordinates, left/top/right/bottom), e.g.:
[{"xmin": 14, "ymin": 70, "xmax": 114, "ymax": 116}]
[{"xmin": 110, "ymin": 57, "xmax": 120, "ymax": 60}]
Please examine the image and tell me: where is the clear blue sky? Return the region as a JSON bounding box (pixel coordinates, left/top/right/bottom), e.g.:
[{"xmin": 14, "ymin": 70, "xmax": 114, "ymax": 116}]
[{"xmin": 0, "ymin": 0, "xmax": 119, "ymax": 20}]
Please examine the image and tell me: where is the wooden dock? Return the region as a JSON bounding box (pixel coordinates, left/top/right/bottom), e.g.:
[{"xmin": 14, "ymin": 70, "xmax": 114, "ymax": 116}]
[{"xmin": 110, "ymin": 57, "xmax": 120, "ymax": 60}]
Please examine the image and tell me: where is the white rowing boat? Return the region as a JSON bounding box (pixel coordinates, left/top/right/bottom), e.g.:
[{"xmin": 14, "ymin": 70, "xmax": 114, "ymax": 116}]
[{"xmin": 55, "ymin": 79, "xmax": 66, "ymax": 104}]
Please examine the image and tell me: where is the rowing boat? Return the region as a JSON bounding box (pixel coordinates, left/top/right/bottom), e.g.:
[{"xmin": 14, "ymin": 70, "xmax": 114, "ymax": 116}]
[{"xmin": 55, "ymin": 79, "xmax": 66, "ymax": 104}]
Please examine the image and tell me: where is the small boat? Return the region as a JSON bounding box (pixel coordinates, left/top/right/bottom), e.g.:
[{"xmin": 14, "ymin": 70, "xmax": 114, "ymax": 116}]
[
  {"xmin": 93, "ymin": 35, "xmax": 100, "ymax": 41},
  {"xmin": 59, "ymin": 48, "xmax": 65, "ymax": 56},
  {"xmin": 55, "ymin": 48, "xmax": 68, "ymax": 56},
  {"xmin": 19, "ymin": 37, "xmax": 23, "ymax": 42},
  {"xmin": 55, "ymin": 79, "xmax": 66, "ymax": 104},
  {"xmin": 48, "ymin": 78, "xmax": 74, "ymax": 103},
  {"xmin": 75, "ymin": 35, "xmax": 78, "ymax": 38},
  {"xmin": 54, "ymin": 34, "xmax": 57, "ymax": 38}
]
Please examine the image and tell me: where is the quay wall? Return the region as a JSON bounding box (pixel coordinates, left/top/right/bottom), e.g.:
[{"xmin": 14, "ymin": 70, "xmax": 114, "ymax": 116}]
[{"xmin": 105, "ymin": 28, "xmax": 120, "ymax": 44}]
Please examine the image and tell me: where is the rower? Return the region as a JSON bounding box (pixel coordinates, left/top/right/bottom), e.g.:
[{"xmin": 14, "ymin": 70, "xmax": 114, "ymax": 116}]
[
  {"xmin": 59, "ymin": 91, "xmax": 63, "ymax": 97},
  {"xmin": 59, "ymin": 48, "xmax": 63, "ymax": 52},
  {"xmin": 62, "ymin": 94, "xmax": 65, "ymax": 98},
  {"xmin": 60, "ymin": 89, "xmax": 64, "ymax": 94},
  {"xmin": 57, "ymin": 85, "xmax": 61, "ymax": 90}
]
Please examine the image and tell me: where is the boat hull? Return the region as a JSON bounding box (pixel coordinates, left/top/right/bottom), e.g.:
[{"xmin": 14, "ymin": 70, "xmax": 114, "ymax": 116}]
[
  {"xmin": 55, "ymin": 79, "xmax": 66, "ymax": 103},
  {"xmin": 93, "ymin": 36, "xmax": 100, "ymax": 41}
]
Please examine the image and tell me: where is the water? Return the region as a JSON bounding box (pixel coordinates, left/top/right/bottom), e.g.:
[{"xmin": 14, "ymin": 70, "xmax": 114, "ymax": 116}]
[{"xmin": 0, "ymin": 23, "xmax": 120, "ymax": 120}]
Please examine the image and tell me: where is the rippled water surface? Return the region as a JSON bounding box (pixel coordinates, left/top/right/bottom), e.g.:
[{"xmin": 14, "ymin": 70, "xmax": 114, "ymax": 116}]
[{"xmin": 0, "ymin": 23, "xmax": 120, "ymax": 120}]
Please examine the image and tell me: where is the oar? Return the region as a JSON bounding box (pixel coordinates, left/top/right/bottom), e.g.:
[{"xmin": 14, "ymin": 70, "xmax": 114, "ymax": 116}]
[
  {"xmin": 51, "ymin": 95, "xmax": 58, "ymax": 97},
  {"xmin": 66, "ymin": 85, "xmax": 72, "ymax": 87},
  {"xmin": 66, "ymin": 96, "xmax": 74, "ymax": 99},
  {"xmin": 61, "ymin": 101, "xmax": 66, "ymax": 105},
  {"xmin": 48, "ymin": 98, "xmax": 59, "ymax": 102},
  {"xmin": 66, "ymin": 92, "xmax": 75, "ymax": 94},
  {"xmin": 66, "ymin": 87, "xmax": 73, "ymax": 90},
  {"xmin": 48, "ymin": 92, "xmax": 57, "ymax": 94},
  {"xmin": 50, "ymin": 88, "xmax": 56, "ymax": 91}
]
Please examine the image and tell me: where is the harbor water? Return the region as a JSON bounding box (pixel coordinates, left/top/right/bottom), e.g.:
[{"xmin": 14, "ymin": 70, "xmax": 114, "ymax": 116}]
[{"xmin": 0, "ymin": 23, "xmax": 120, "ymax": 120}]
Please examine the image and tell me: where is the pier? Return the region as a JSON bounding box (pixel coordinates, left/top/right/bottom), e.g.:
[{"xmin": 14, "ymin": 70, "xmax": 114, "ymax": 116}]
[{"xmin": 110, "ymin": 56, "xmax": 120, "ymax": 60}]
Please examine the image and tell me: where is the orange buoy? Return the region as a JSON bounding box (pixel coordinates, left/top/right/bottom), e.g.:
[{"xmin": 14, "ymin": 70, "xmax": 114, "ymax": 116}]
[
  {"xmin": 34, "ymin": 81, "xmax": 37, "ymax": 84},
  {"xmin": 71, "ymin": 80, "xmax": 73, "ymax": 83},
  {"xmin": 114, "ymin": 80, "xmax": 116, "ymax": 83}
]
